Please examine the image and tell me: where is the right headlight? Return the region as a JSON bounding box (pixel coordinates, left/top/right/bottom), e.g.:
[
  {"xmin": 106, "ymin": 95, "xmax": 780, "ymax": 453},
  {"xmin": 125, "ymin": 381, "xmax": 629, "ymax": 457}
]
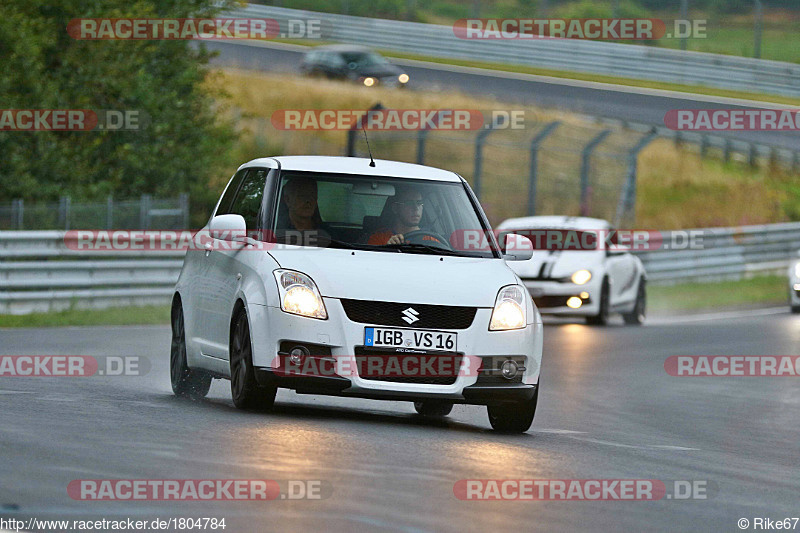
[
  {"xmin": 794, "ymin": 263, "xmax": 800, "ymax": 278},
  {"xmin": 489, "ymin": 285, "xmax": 527, "ymax": 331},
  {"xmin": 273, "ymin": 269, "xmax": 327, "ymax": 320}
]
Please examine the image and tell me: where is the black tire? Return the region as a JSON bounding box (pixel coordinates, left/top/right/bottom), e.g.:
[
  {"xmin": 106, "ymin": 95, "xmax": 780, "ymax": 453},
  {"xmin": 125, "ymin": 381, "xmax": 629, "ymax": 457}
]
[
  {"xmin": 170, "ymin": 301, "xmax": 212, "ymax": 399},
  {"xmin": 791, "ymin": 305, "xmax": 800, "ymax": 314},
  {"xmin": 230, "ymin": 310, "xmax": 277, "ymax": 411},
  {"xmin": 586, "ymin": 278, "xmax": 610, "ymax": 326},
  {"xmin": 623, "ymin": 278, "xmax": 646, "ymax": 326},
  {"xmin": 414, "ymin": 401, "xmax": 454, "ymax": 418},
  {"xmin": 487, "ymin": 386, "xmax": 539, "ymax": 433}
]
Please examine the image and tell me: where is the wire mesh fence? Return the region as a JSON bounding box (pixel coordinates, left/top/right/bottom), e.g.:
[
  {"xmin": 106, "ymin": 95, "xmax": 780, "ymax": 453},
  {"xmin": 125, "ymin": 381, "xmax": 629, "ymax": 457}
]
[{"xmin": 0, "ymin": 194, "xmax": 190, "ymax": 230}]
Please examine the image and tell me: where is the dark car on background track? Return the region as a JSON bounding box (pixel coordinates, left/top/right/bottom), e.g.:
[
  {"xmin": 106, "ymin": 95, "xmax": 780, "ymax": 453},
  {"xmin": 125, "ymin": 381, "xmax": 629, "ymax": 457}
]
[{"xmin": 300, "ymin": 45, "xmax": 409, "ymax": 88}]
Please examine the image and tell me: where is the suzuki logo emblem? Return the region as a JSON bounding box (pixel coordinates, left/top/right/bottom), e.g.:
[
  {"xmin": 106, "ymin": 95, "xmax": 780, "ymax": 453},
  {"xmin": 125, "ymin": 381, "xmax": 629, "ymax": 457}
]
[{"xmin": 401, "ymin": 307, "xmax": 420, "ymax": 324}]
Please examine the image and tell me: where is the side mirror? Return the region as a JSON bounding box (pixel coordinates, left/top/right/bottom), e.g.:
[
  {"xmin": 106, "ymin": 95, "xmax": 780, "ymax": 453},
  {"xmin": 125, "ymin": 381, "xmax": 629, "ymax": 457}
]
[
  {"xmin": 209, "ymin": 214, "xmax": 246, "ymax": 241},
  {"xmin": 503, "ymin": 233, "xmax": 533, "ymax": 261}
]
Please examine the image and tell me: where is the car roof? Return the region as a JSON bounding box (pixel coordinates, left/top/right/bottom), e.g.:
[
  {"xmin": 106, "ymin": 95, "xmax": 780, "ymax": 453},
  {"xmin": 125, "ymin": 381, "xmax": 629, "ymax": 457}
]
[
  {"xmin": 239, "ymin": 156, "xmax": 463, "ymax": 182},
  {"xmin": 497, "ymin": 215, "xmax": 611, "ymax": 230}
]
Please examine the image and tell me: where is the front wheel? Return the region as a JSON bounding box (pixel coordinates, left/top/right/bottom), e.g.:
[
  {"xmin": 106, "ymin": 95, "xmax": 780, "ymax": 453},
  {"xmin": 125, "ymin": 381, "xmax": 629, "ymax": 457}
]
[
  {"xmin": 414, "ymin": 401, "xmax": 454, "ymax": 418},
  {"xmin": 586, "ymin": 278, "xmax": 610, "ymax": 326},
  {"xmin": 623, "ymin": 278, "xmax": 646, "ymax": 325},
  {"xmin": 230, "ymin": 311, "xmax": 277, "ymax": 411},
  {"xmin": 170, "ymin": 302, "xmax": 212, "ymax": 399},
  {"xmin": 487, "ymin": 386, "xmax": 539, "ymax": 433}
]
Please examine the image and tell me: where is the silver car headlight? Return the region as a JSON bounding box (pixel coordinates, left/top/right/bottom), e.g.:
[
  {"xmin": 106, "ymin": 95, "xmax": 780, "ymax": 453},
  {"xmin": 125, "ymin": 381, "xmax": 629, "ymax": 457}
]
[
  {"xmin": 571, "ymin": 269, "xmax": 592, "ymax": 285},
  {"xmin": 490, "ymin": 285, "xmax": 527, "ymax": 331},
  {"xmin": 273, "ymin": 270, "xmax": 327, "ymax": 320}
]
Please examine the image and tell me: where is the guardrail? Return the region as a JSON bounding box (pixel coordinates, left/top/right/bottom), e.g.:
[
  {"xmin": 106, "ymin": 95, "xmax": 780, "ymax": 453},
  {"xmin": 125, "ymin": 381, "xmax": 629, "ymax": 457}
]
[
  {"xmin": 231, "ymin": 4, "xmax": 800, "ymax": 98},
  {"xmin": 0, "ymin": 232, "xmax": 184, "ymax": 314},
  {"xmin": 2, "ymin": 224, "xmax": 799, "ymax": 314}
]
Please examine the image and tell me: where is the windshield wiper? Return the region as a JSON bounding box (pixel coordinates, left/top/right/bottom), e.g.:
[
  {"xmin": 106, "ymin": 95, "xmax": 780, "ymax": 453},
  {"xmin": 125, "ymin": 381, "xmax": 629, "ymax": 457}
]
[{"xmin": 377, "ymin": 242, "xmax": 464, "ymax": 256}]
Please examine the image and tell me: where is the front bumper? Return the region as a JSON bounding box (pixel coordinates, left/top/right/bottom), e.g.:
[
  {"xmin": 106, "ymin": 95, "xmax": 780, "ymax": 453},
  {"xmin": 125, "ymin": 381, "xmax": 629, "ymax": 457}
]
[
  {"xmin": 247, "ymin": 298, "xmax": 543, "ymax": 403},
  {"xmin": 521, "ymin": 279, "xmax": 600, "ymax": 316}
]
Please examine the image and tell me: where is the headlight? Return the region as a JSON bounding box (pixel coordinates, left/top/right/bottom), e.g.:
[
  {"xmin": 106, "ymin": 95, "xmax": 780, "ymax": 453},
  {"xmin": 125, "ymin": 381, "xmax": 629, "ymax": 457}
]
[
  {"xmin": 363, "ymin": 77, "xmax": 375, "ymax": 87},
  {"xmin": 398, "ymin": 73, "xmax": 409, "ymax": 84},
  {"xmin": 794, "ymin": 263, "xmax": 800, "ymax": 278},
  {"xmin": 273, "ymin": 270, "xmax": 327, "ymax": 319},
  {"xmin": 571, "ymin": 269, "xmax": 592, "ymax": 285},
  {"xmin": 490, "ymin": 285, "xmax": 527, "ymax": 331}
]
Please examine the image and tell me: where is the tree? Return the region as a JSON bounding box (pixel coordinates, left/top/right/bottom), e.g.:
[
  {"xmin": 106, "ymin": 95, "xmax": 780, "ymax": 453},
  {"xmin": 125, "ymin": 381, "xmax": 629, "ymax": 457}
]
[{"xmin": 0, "ymin": 0, "xmax": 238, "ymax": 219}]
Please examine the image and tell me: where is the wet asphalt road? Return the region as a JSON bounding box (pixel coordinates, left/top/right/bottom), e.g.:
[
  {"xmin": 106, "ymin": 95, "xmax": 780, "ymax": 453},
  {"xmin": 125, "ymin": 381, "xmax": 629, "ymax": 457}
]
[{"xmin": 1, "ymin": 309, "xmax": 799, "ymax": 532}]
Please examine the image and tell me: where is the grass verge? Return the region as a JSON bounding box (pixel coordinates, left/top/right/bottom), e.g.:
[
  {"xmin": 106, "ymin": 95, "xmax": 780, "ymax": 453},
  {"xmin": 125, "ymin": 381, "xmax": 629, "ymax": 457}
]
[
  {"xmin": 0, "ymin": 305, "xmax": 171, "ymax": 328},
  {"xmin": 648, "ymin": 275, "xmax": 787, "ymax": 313}
]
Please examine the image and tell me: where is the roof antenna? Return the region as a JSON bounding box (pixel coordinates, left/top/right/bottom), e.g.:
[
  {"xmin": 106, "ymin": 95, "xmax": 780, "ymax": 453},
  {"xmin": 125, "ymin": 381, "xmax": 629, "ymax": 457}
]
[{"xmin": 362, "ymin": 124, "xmax": 376, "ymax": 167}]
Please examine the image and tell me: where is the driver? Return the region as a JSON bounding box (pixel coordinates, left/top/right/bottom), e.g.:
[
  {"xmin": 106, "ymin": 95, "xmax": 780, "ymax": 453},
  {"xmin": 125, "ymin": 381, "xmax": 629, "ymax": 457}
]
[{"xmin": 367, "ymin": 185, "xmax": 442, "ymax": 245}]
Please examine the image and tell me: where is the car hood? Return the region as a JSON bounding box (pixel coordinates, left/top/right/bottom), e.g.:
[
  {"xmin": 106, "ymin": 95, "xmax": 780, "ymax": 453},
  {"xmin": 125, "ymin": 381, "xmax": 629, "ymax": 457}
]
[
  {"xmin": 268, "ymin": 247, "xmax": 515, "ymax": 307},
  {"xmin": 506, "ymin": 250, "xmax": 603, "ymax": 280}
]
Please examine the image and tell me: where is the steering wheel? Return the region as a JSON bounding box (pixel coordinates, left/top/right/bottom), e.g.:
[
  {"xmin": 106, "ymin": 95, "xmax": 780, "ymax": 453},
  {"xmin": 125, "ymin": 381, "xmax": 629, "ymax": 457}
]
[{"xmin": 402, "ymin": 229, "xmax": 452, "ymax": 250}]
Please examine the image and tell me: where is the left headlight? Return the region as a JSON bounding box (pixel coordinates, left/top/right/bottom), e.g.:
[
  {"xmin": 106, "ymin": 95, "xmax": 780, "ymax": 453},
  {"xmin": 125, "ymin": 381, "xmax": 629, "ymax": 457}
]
[
  {"xmin": 273, "ymin": 269, "xmax": 327, "ymax": 320},
  {"xmin": 398, "ymin": 73, "xmax": 409, "ymax": 84},
  {"xmin": 489, "ymin": 285, "xmax": 527, "ymax": 331},
  {"xmin": 571, "ymin": 269, "xmax": 592, "ymax": 285}
]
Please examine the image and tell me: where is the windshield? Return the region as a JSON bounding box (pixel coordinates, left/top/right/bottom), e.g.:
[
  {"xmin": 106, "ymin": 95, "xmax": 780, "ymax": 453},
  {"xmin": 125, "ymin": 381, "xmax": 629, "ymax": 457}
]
[
  {"xmin": 340, "ymin": 52, "xmax": 388, "ymax": 67},
  {"xmin": 272, "ymin": 171, "xmax": 498, "ymax": 258}
]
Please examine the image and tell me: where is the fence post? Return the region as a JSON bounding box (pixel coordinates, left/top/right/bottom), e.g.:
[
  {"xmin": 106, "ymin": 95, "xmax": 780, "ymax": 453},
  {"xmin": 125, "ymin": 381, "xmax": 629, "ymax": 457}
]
[
  {"xmin": 106, "ymin": 195, "xmax": 113, "ymax": 229},
  {"xmin": 59, "ymin": 195, "xmax": 71, "ymax": 230},
  {"xmin": 416, "ymin": 129, "xmax": 428, "ymax": 165},
  {"xmin": 12, "ymin": 199, "xmax": 23, "ymax": 230},
  {"xmin": 723, "ymin": 138, "xmax": 732, "ymax": 162},
  {"xmin": 580, "ymin": 129, "xmax": 611, "ymax": 216},
  {"xmin": 140, "ymin": 194, "xmax": 152, "ymax": 229},
  {"xmin": 700, "ymin": 134, "xmax": 709, "ymax": 157},
  {"xmin": 473, "ymin": 127, "xmax": 495, "ymax": 200},
  {"xmin": 754, "ymin": 0, "xmax": 763, "ymax": 59},
  {"xmin": 180, "ymin": 193, "xmax": 190, "ymax": 229},
  {"xmin": 748, "ymin": 144, "xmax": 758, "ymax": 167},
  {"xmin": 615, "ymin": 129, "xmax": 658, "ymax": 227},
  {"xmin": 527, "ymin": 121, "xmax": 560, "ymax": 215}
]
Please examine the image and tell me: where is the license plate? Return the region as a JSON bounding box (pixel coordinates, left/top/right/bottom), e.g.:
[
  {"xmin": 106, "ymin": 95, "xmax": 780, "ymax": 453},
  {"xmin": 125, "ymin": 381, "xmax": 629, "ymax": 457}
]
[{"xmin": 364, "ymin": 327, "xmax": 457, "ymax": 351}]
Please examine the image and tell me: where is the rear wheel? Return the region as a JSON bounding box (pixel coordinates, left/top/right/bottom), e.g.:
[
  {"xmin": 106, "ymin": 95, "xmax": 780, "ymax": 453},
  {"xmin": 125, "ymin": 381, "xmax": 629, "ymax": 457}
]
[
  {"xmin": 414, "ymin": 401, "xmax": 454, "ymax": 418},
  {"xmin": 170, "ymin": 302, "xmax": 212, "ymax": 399},
  {"xmin": 230, "ymin": 311, "xmax": 277, "ymax": 411},
  {"xmin": 586, "ymin": 278, "xmax": 610, "ymax": 326},
  {"xmin": 487, "ymin": 386, "xmax": 539, "ymax": 433},
  {"xmin": 623, "ymin": 278, "xmax": 646, "ymax": 325}
]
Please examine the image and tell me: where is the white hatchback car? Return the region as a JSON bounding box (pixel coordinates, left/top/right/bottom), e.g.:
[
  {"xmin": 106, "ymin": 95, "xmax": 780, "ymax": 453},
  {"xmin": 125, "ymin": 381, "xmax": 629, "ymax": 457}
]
[
  {"xmin": 497, "ymin": 216, "xmax": 646, "ymax": 325},
  {"xmin": 788, "ymin": 252, "xmax": 800, "ymax": 313},
  {"xmin": 170, "ymin": 156, "xmax": 544, "ymax": 432}
]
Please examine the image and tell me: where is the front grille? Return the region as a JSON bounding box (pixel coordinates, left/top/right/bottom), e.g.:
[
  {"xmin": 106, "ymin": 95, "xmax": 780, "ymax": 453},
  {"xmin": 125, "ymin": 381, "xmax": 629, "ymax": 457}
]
[
  {"xmin": 353, "ymin": 347, "xmax": 461, "ymax": 385},
  {"xmin": 340, "ymin": 299, "xmax": 477, "ymax": 329}
]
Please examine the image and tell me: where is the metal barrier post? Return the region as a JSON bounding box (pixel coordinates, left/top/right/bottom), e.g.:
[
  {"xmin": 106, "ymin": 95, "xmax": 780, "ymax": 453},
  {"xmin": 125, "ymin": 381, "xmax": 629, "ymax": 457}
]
[
  {"xmin": 106, "ymin": 195, "xmax": 113, "ymax": 229},
  {"xmin": 615, "ymin": 130, "xmax": 658, "ymax": 227},
  {"xmin": 527, "ymin": 121, "xmax": 560, "ymax": 215},
  {"xmin": 580, "ymin": 129, "xmax": 611, "ymax": 216},
  {"xmin": 180, "ymin": 193, "xmax": 190, "ymax": 229},
  {"xmin": 417, "ymin": 129, "xmax": 428, "ymax": 165},
  {"xmin": 473, "ymin": 127, "xmax": 495, "ymax": 200}
]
